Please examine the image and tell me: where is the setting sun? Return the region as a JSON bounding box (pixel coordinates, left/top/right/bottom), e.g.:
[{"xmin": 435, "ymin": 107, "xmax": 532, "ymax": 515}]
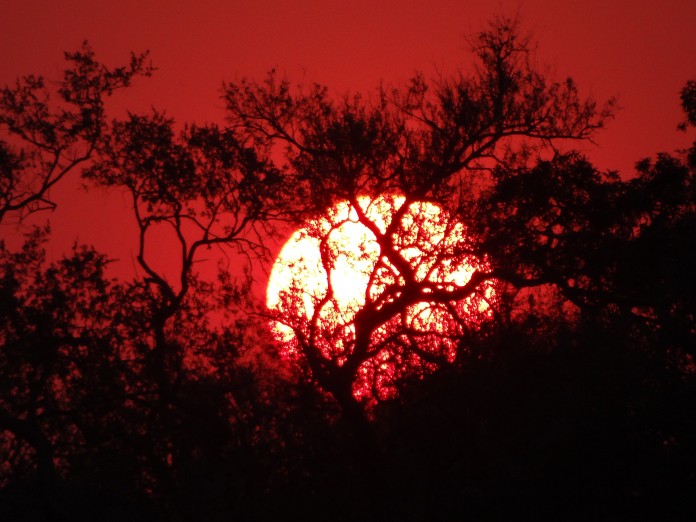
[
  {"xmin": 266, "ymin": 195, "xmax": 495, "ymax": 401},
  {"xmin": 3, "ymin": 5, "xmax": 692, "ymax": 516}
]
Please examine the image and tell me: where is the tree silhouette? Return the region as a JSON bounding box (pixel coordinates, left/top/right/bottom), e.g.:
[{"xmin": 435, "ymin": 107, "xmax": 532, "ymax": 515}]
[
  {"xmin": 0, "ymin": 16, "xmax": 694, "ymax": 521},
  {"xmin": 0, "ymin": 44, "xmax": 155, "ymax": 517},
  {"xmin": 0, "ymin": 43, "xmax": 153, "ymax": 224},
  {"xmin": 0, "ymin": 45, "xmax": 290, "ymax": 520},
  {"xmin": 227, "ymin": 16, "xmax": 614, "ymax": 420}
]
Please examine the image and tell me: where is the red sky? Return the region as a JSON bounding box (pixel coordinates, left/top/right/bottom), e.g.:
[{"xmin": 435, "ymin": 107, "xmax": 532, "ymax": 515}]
[{"xmin": 1, "ymin": 0, "xmax": 694, "ymax": 282}]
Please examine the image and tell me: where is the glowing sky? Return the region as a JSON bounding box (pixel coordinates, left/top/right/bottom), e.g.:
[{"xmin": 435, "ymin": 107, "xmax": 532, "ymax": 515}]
[{"xmin": 1, "ymin": 0, "xmax": 694, "ymax": 271}]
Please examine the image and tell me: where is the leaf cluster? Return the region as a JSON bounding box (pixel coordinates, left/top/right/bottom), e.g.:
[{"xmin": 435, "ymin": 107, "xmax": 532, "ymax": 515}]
[{"xmin": 0, "ymin": 42, "xmax": 153, "ymax": 222}]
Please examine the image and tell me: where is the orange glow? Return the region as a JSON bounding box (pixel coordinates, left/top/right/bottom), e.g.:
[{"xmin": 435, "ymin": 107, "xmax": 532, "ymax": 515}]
[{"xmin": 266, "ymin": 195, "xmax": 495, "ymax": 402}]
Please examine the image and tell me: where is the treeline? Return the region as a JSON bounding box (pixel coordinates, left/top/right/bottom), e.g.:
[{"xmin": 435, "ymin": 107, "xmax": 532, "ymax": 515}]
[{"xmin": 1, "ymin": 18, "xmax": 694, "ymax": 520}]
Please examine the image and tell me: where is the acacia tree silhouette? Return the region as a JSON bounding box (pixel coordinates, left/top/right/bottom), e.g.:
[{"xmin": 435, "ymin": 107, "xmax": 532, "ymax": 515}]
[
  {"xmin": 83, "ymin": 109, "xmax": 285, "ymax": 396},
  {"xmin": 225, "ymin": 16, "xmax": 614, "ymax": 422}
]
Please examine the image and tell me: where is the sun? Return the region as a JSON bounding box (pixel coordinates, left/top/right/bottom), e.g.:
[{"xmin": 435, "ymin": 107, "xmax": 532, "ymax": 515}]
[{"xmin": 266, "ymin": 195, "xmax": 495, "ymax": 403}]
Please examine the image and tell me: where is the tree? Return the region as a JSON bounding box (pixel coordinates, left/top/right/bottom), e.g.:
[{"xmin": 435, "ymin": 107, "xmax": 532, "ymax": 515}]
[
  {"xmin": 225, "ymin": 15, "xmax": 614, "ymax": 418},
  {"xmin": 78, "ymin": 110, "xmax": 301, "ymax": 518},
  {"xmin": 679, "ymin": 79, "xmax": 696, "ymax": 131},
  {"xmin": 0, "ymin": 229, "xmax": 137, "ymax": 514},
  {"xmin": 0, "ymin": 44, "xmax": 146, "ymax": 513},
  {"xmin": 0, "ymin": 46, "xmax": 294, "ymax": 520},
  {"xmin": 0, "ymin": 42, "xmax": 152, "ymax": 224}
]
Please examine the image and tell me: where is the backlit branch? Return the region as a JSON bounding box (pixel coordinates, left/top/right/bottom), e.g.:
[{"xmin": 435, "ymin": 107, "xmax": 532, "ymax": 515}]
[{"xmin": 0, "ymin": 42, "xmax": 153, "ymax": 224}]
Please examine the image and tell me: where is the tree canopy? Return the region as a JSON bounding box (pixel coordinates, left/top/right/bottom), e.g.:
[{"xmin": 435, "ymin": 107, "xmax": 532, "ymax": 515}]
[{"xmin": 1, "ymin": 16, "xmax": 694, "ymax": 521}]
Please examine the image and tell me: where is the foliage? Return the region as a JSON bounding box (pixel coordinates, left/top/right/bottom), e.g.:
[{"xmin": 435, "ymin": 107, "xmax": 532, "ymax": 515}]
[
  {"xmin": 0, "ymin": 43, "xmax": 153, "ymax": 223},
  {"xmin": 679, "ymin": 79, "xmax": 696, "ymax": 131},
  {"xmin": 226, "ymin": 15, "xmax": 615, "ymax": 416},
  {"xmin": 0, "ymin": 16, "xmax": 694, "ymax": 521}
]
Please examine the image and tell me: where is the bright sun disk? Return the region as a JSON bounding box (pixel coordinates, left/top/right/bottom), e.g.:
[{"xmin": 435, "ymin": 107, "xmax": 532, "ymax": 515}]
[{"xmin": 266, "ymin": 194, "xmax": 495, "ymax": 401}]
